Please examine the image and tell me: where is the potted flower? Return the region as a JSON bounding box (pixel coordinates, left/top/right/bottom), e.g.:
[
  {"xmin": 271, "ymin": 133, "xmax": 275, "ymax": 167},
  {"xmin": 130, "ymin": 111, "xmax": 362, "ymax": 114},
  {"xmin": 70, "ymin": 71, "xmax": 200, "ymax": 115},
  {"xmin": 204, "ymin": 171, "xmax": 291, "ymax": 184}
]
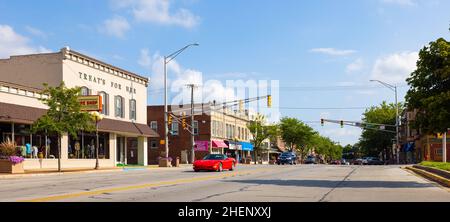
[
  {"xmin": 0, "ymin": 139, "xmax": 25, "ymax": 174},
  {"xmin": 158, "ymin": 156, "xmax": 173, "ymax": 167}
]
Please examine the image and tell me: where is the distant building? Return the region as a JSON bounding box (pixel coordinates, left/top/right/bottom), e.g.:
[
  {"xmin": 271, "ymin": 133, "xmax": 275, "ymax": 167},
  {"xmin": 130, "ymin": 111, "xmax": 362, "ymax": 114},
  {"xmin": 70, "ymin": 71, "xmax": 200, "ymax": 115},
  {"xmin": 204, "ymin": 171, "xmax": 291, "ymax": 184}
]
[
  {"xmin": 400, "ymin": 109, "xmax": 449, "ymax": 163},
  {"xmin": 147, "ymin": 104, "xmax": 254, "ymax": 164}
]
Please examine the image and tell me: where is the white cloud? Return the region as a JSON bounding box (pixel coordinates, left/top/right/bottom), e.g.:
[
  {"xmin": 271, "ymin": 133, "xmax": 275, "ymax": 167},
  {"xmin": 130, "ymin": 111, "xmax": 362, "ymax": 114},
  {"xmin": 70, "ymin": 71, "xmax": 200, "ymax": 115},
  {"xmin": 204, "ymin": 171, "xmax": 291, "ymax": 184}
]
[
  {"xmin": 111, "ymin": 0, "xmax": 200, "ymax": 29},
  {"xmin": 99, "ymin": 16, "xmax": 130, "ymax": 38},
  {"xmin": 310, "ymin": 48, "xmax": 357, "ymax": 56},
  {"xmin": 346, "ymin": 58, "xmax": 364, "ymax": 73},
  {"xmin": 370, "ymin": 51, "xmax": 418, "ymax": 84},
  {"xmin": 0, "ymin": 25, "xmax": 51, "ymax": 59},
  {"xmin": 139, "ymin": 48, "xmax": 234, "ymax": 105},
  {"xmin": 381, "ymin": 0, "xmax": 417, "ymax": 6},
  {"xmin": 25, "ymin": 26, "xmax": 48, "ymax": 39}
]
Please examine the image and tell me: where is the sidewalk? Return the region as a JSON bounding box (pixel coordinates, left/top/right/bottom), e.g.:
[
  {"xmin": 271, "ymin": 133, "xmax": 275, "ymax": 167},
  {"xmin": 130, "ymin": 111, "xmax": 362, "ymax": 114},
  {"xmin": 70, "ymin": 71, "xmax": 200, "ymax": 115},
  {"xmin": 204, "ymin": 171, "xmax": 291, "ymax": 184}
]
[{"xmin": 0, "ymin": 164, "xmax": 194, "ymax": 179}]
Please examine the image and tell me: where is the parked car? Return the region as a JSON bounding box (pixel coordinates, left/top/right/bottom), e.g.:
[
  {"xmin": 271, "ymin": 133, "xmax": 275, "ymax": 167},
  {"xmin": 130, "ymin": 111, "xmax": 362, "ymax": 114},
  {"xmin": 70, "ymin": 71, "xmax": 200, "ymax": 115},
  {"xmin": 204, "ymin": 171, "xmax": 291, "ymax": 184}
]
[
  {"xmin": 193, "ymin": 154, "xmax": 236, "ymax": 172},
  {"xmin": 352, "ymin": 158, "xmax": 364, "ymax": 165},
  {"xmin": 304, "ymin": 155, "xmax": 317, "ymax": 164},
  {"xmin": 330, "ymin": 160, "xmax": 341, "ymax": 165},
  {"xmin": 366, "ymin": 157, "xmax": 384, "ymax": 165},
  {"xmin": 277, "ymin": 152, "xmax": 297, "ymax": 165},
  {"xmin": 341, "ymin": 159, "xmax": 350, "ymax": 165}
]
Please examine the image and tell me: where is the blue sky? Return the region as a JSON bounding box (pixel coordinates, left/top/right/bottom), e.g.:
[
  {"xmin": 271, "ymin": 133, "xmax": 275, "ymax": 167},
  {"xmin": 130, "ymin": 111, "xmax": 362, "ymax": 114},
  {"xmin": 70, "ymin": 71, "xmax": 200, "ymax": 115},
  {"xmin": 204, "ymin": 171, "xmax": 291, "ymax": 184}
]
[{"xmin": 1, "ymin": 0, "xmax": 449, "ymax": 145}]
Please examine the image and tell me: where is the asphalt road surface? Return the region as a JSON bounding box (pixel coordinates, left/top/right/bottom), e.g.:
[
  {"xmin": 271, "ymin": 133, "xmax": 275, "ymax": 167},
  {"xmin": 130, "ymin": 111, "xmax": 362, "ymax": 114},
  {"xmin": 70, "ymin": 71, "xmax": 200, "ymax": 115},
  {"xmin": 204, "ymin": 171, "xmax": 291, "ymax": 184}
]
[{"xmin": 0, "ymin": 165, "xmax": 449, "ymax": 202}]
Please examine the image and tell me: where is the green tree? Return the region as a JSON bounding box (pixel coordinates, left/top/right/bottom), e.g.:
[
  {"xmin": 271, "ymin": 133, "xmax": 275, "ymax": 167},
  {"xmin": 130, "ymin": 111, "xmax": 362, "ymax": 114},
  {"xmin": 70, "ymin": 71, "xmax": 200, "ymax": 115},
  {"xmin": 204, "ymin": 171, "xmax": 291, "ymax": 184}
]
[
  {"xmin": 279, "ymin": 117, "xmax": 315, "ymax": 162},
  {"xmin": 359, "ymin": 101, "xmax": 401, "ymax": 160},
  {"xmin": 405, "ymin": 36, "xmax": 450, "ymax": 134},
  {"xmin": 32, "ymin": 82, "xmax": 95, "ymax": 172},
  {"xmin": 247, "ymin": 114, "xmax": 278, "ymax": 164}
]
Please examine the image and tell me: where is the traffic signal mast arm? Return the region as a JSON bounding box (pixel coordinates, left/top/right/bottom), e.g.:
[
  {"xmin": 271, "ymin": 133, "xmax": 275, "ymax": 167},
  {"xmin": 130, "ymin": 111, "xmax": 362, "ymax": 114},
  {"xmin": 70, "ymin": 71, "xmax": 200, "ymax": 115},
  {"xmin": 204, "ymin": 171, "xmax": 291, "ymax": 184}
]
[
  {"xmin": 321, "ymin": 118, "xmax": 396, "ymax": 133},
  {"xmin": 168, "ymin": 113, "xmax": 194, "ymax": 134}
]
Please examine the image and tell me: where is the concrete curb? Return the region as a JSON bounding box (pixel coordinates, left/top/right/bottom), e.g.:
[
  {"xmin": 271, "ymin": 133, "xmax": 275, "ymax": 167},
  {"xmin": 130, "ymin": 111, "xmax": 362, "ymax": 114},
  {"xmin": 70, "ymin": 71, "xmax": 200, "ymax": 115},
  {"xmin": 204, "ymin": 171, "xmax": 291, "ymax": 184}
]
[
  {"xmin": 0, "ymin": 165, "xmax": 196, "ymax": 179},
  {"xmin": 0, "ymin": 168, "xmax": 123, "ymax": 179},
  {"xmin": 405, "ymin": 166, "xmax": 450, "ymax": 188}
]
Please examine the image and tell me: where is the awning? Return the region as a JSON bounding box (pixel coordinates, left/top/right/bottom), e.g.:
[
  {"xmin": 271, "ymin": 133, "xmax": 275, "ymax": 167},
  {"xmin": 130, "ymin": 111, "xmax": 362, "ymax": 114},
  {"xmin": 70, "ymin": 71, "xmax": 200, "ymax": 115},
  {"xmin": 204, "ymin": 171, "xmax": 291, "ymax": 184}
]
[
  {"xmin": 225, "ymin": 140, "xmax": 242, "ymax": 150},
  {"xmin": 239, "ymin": 142, "xmax": 254, "ymax": 151},
  {"xmin": 0, "ymin": 102, "xmax": 159, "ymax": 138},
  {"xmin": 212, "ymin": 139, "xmax": 228, "ymax": 148}
]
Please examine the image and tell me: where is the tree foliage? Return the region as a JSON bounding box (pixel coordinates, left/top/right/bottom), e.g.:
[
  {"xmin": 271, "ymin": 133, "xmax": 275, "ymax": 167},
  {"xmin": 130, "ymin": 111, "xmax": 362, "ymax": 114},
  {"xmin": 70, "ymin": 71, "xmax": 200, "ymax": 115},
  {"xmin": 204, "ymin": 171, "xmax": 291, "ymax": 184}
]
[
  {"xmin": 32, "ymin": 82, "xmax": 95, "ymax": 171},
  {"xmin": 279, "ymin": 117, "xmax": 315, "ymax": 160},
  {"xmin": 358, "ymin": 101, "xmax": 400, "ymax": 158},
  {"xmin": 247, "ymin": 114, "xmax": 278, "ymax": 162},
  {"xmin": 405, "ymin": 37, "xmax": 450, "ymax": 134}
]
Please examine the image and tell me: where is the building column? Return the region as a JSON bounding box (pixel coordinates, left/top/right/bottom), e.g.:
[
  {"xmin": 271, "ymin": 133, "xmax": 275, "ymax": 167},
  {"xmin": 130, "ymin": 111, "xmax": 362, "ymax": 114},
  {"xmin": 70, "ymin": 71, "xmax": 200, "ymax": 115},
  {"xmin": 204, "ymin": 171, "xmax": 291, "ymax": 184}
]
[
  {"xmin": 138, "ymin": 136, "xmax": 148, "ymax": 166},
  {"xmin": 124, "ymin": 137, "xmax": 128, "ymax": 165},
  {"xmin": 110, "ymin": 133, "xmax": 117, "ymax": 165},
  {"xmin": 61, "ymin": 133, "xmax": 69, "ymax": 160}
]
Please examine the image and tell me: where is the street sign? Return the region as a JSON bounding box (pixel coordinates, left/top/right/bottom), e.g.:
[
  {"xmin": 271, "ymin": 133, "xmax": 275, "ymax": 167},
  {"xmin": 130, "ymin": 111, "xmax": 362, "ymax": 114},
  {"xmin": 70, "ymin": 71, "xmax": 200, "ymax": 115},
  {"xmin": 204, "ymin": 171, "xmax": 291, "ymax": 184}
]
[{"xmin": 78, "ymin": 95, "xmax": 102, "ymax": 112}]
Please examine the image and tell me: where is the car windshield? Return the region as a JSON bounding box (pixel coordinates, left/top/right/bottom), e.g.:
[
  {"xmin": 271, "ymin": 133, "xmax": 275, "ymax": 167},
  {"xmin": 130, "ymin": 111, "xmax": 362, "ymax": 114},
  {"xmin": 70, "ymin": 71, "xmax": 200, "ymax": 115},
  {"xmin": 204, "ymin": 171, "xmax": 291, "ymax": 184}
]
[
  {"xmin": 203, "ymin": 154, "xmax": 226, "ymax": 160},
  {"xmin": 281, "ymin": 153, "xmax": 293, "ymax": 156}
]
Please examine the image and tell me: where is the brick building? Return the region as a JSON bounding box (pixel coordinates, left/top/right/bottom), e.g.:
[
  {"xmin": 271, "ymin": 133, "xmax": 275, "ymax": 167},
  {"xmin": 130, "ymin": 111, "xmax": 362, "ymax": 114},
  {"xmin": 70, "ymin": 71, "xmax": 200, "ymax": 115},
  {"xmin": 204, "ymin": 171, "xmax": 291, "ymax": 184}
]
[
  {"xmin": 400, "ymin": 109, "xmax": 449, "ymax": 163},
  {"xmin": 147, "ymin": 104, "xmax": 254, "ymax": 165}
]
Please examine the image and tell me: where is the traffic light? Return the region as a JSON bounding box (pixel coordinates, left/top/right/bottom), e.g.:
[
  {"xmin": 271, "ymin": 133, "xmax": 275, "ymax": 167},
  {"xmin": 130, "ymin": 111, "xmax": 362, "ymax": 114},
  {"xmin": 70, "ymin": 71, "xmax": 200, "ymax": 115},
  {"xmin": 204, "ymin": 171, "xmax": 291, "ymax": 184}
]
[
  {"xmin": 340, "ymin": 120, "xmax": 344, "ymax": 128},
  {"xmin": 168, "ymin": 115, "xmax": 173, "ymax": 126},
  {"xmin": 267, "ymin": 95, "xmax": 272, "ymax": 108},
  {"xmin": 321, "ymin": 119, "xmax": 324, "ymax": 126},
  {"xmin": 182, "ymin": 114, "xmax": 187, "ymax": 129}
]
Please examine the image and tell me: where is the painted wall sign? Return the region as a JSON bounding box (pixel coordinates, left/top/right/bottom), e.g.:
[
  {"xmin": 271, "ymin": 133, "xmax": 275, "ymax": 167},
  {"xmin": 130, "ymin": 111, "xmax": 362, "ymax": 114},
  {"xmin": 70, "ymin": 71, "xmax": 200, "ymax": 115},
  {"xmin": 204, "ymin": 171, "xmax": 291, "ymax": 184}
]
[{"xmin": 79, "ymin": 72, "xmax": 136, "ymax": 94}]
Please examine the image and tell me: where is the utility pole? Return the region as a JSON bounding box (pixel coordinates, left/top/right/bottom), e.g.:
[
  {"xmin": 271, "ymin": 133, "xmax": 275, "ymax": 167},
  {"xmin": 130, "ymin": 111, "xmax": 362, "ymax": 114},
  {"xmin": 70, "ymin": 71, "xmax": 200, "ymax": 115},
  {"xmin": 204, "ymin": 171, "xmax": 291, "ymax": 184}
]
[{"xmin": 187, "ymin": 84, "xmax": 197, "ymax": 164}]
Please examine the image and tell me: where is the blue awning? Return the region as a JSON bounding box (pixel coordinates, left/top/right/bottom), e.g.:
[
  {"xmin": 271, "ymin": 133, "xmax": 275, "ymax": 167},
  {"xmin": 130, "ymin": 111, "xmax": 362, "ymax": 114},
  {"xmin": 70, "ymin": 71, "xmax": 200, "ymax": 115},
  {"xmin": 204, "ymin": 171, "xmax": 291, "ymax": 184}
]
[{"xmin": 239, "ymin": 142, "xmax": 254, "ymax": 151}]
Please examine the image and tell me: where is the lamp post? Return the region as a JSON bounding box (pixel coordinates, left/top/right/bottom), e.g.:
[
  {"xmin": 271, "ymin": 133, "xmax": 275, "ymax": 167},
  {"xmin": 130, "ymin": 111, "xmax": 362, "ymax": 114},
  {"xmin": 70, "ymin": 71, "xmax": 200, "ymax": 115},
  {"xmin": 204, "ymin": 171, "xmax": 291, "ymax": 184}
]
[
  {"xmin": 90, "ymin": 111, "xmax": 104, "ymax": 169},
  {"xmin": 163, "ymin": 43, "xmax": 199, "ymax": 160},
  {"xmin": 370, "ymin": 79, "xmax": 400, "ymax": 164}
]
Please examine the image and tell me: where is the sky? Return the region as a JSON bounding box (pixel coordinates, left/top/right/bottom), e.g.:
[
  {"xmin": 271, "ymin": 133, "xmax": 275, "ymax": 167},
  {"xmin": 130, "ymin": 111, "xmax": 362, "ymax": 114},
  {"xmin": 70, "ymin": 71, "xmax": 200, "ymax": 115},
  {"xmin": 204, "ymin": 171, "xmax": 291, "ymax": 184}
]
[{"xmin": 0, "ymin": 0, "xmax": 449, "ymax": 146}]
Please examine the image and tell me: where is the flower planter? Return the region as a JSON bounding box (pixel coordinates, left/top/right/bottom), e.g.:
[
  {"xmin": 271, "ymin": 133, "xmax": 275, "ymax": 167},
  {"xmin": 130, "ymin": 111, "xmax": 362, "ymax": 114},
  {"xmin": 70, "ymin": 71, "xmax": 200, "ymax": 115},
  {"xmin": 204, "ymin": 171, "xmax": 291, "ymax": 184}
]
[
  {"xmin": 159, "ymin": 159, "xmax": 172, "ymax": 167},
  {"xmin": 0, "ymin": 159, "xmax": 25, "ymax": 174}
]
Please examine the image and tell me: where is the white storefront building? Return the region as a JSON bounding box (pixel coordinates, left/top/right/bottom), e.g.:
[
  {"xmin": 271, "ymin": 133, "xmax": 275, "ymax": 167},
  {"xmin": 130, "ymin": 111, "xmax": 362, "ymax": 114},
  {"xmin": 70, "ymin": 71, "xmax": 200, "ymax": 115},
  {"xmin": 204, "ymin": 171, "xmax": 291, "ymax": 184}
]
[{"xmin": 0, "ymin": 47, "xmax": 158, "ymax": 170}]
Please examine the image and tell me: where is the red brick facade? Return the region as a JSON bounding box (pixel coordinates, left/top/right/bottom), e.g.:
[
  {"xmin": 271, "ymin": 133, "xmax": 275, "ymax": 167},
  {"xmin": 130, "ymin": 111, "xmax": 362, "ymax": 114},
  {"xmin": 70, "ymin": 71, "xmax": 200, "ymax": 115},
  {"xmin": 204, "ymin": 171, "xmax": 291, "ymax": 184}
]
[{"xmin": 147, "ymin": 105, "xmax": 212, "ymax": 165}]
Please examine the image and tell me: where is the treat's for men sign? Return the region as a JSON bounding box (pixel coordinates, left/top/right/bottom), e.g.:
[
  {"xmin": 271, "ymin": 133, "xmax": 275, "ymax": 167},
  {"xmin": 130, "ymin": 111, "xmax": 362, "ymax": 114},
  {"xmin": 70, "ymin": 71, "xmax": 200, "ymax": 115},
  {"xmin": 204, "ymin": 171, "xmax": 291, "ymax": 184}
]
[{"xmin": 78, "ymin": 95, "xmax": 102, "ymax": 112}]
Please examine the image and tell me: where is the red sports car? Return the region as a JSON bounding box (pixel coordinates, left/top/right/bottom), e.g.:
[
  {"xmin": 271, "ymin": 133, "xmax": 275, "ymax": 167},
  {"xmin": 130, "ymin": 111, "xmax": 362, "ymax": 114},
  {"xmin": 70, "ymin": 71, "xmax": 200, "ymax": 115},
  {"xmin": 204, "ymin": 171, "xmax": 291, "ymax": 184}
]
[{"xmin": 193, "ymin": 154, "xmax": 236, "ymax": 172}]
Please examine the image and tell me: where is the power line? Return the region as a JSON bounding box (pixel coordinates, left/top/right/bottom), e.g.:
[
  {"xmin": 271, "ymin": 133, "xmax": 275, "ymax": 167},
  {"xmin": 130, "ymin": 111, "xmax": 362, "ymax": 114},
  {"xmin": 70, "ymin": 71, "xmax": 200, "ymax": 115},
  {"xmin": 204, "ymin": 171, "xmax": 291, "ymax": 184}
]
[{"xmin": 276, "ymin": 107, "xmax": 369, "ymax": 110}]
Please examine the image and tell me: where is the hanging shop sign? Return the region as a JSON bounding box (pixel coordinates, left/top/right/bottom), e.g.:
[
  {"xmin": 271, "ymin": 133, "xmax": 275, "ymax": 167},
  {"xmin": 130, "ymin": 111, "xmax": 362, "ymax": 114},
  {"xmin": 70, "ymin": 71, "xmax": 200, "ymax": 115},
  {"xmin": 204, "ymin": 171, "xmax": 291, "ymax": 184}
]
[{"xmin": 78, "ymin": 95, "xmax": 102, "ymax": 112}]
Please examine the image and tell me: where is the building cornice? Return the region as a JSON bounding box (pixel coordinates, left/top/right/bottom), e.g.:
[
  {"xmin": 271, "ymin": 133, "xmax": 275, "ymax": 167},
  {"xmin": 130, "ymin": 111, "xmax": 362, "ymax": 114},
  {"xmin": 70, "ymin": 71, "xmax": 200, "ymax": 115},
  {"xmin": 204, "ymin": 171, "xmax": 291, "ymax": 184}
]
[{"xmin": 61, "ymin": 47, "xmax": 149, "ymax": 87}]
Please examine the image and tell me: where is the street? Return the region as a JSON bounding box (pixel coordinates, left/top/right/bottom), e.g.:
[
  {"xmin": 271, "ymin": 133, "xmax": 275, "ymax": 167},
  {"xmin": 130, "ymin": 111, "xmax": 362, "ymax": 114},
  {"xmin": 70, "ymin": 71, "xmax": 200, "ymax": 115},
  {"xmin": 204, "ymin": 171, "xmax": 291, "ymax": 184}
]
[{"xmin": 1, "ymin": 165, "xmax": 449, "ymax": 202}]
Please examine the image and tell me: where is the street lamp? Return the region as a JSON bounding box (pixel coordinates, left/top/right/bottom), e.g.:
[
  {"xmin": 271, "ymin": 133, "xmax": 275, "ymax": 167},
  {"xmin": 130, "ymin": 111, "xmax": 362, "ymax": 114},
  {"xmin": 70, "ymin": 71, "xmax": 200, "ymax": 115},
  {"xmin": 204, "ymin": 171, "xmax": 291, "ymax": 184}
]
[
  {"xmin": 370, "ymin": 79, "xmax": 400, "ymax": 164},
  {"xmin": 90, "ymin": 111, "xmax": 104, "ymax": 169},
  {"xmin": 163, "ymin": 43, "xmax": 199, "ymax": 160}
]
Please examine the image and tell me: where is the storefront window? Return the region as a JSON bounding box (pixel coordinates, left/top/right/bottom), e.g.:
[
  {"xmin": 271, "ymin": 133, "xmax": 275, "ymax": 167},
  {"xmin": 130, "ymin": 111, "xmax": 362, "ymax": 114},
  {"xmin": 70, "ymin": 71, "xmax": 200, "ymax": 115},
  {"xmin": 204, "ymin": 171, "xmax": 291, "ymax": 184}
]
[
  {"xmin": 0, "ymin": 122, "xmax": 58, "ymax": 159},
  {"xmin": 68, "ymin": 132, "xmax": 110, "ymax": 159}
]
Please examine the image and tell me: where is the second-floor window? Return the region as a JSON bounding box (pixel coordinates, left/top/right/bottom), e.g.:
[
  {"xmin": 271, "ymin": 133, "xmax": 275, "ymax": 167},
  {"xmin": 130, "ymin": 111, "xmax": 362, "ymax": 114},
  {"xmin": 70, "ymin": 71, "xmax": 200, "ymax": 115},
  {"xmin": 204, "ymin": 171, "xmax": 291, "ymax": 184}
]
[
  {"xmin": 129, "ymin": 99, "xmax": 136, "ymax": 120},
  {"xmin": 80, "ymin": 86, "xmax": 90, "ymax": 96},
  {"xmin": 171, "ymin": 122, "xmax": 179, "ymax": 136},
  {"xmin": 98, "ymin": 91, "xmax": 109, "ymax": 115},
  {"xmin": 193, "ymin": 121, "xmax": 199, "ymax": 135},
  {"xmin": 150, "ymin": 121, "xmax": 158, "ymax": 131},
  {"xmin": 115, "ymin": 96, "xmax": 124, "ymax": 118}
]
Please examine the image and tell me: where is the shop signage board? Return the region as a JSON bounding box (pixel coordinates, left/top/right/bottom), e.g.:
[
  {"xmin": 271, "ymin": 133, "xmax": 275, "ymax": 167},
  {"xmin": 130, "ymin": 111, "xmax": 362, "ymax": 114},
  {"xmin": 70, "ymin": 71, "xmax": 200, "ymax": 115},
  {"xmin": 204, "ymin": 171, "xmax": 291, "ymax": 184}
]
[
  {"xmin": 78, "ymin": 95, "xmax": 102, "ymax": 112},
  {"xmin": 194, "ymin": 141, "xmax": 209, "ymax": 152}
]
